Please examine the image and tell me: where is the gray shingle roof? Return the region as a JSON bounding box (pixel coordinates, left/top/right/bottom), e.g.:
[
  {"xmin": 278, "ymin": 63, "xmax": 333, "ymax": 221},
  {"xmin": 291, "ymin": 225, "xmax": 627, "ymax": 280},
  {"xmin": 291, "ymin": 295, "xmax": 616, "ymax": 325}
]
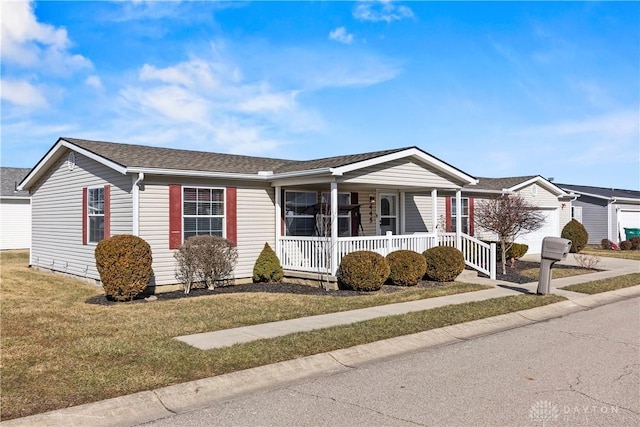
[
  {"xmin": 471, "ymin": 176, "xmax": 538, "ymax": 191},
  {"xmin": 65, "ymin": 138, "xmax": 296, "ymax": 174},
  {"xmin": 557, "ymin": 183, "xmax": 640, "ymax": 200},
  {"xmin": 1, "ymin": 167, "xmax": 31, "ymax": 197},
  {"xmin": 63, "ymin": 138, "xmax": 418, "ymax": 175}
]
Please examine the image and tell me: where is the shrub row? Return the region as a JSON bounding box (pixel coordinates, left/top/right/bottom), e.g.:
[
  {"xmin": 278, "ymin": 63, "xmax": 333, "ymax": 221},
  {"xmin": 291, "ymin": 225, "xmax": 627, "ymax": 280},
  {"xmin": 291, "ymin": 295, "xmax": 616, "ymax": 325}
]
[{"xmin": 337, "ymin": 247, "xmax": 465, "ymax": 291}]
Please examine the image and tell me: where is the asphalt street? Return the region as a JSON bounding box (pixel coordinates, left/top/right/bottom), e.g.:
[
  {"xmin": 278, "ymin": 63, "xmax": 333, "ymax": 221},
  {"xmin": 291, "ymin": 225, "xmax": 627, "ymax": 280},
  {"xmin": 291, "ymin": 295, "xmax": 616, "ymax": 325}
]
[{"xmin": 142, "ymin": 297, "xmax": 640, "ymax": 427}]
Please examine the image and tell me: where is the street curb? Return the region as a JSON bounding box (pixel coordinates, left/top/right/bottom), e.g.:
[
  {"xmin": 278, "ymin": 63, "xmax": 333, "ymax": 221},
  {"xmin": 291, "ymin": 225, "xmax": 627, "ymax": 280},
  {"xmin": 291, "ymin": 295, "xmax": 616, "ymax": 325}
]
[{"xmin": 2, "ymin": 286, "xmax": 639, "ymax": 427}]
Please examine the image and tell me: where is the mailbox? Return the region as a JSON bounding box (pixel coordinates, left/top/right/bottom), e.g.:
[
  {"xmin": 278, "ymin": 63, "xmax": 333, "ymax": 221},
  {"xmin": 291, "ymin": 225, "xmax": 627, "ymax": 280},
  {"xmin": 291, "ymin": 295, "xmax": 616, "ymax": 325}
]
[{"xmin": 537, "ymin": 237, "xmax": 572, "ymax": 295}]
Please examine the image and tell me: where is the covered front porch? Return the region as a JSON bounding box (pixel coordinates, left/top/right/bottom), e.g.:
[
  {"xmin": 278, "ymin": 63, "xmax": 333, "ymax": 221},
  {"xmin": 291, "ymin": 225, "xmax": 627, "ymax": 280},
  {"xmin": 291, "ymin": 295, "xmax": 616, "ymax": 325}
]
[{"xmin": 273, "ymin": 183, "xmax": 496, "ymax": 281}]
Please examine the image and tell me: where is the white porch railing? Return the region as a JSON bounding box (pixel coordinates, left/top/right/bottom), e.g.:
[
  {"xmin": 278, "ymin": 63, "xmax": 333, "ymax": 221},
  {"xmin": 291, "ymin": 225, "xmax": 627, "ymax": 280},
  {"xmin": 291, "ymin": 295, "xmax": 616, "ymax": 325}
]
[{"xmin": 278, "ymin": 232, "xmax": 496, "ymax": 280}]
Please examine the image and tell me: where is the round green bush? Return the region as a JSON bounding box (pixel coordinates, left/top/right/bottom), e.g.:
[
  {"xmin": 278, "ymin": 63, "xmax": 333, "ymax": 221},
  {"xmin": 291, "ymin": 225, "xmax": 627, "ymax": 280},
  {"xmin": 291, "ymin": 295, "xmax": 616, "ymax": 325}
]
[
  {"xmin": 561, "ymin": 219, "xmax": 589, "ymax": 253},
  {"xmin": 95, "ymin": 234, "xmax": 153, "ymax": 301},
  {"xmin": 422, "ymin": 246, "xmax": 465, "ymax": 282},
  {"xmin": 338, "ymin": 251, "xmax": 390, "ymax": 291},
  {"xmin": 253, "ymin": 243, "xmax": 284, "ymax": 283},
  {"xmin": 386, "ymin": 250, "xmax": 427, "ymax": 286}
]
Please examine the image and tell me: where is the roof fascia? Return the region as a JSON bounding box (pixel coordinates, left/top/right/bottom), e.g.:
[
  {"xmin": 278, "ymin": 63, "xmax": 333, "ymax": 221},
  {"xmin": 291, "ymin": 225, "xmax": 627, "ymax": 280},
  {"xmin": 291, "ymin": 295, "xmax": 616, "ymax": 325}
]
[
  {"xmin": 127, "ymin": 167, "xmax": 269, "ymax": 181},
  {"xmin": 462, "ymin": 188, "xmax": 512, "ymax": 195},
  {"xmin": 562, "ymin": 189, "xmax": 611, "ymax": 201},
  {"xmin": 509, "ymin": 176, "xmax": 569, "ymax": 197},
  {"xmin": 330, "ymin": 147, "xmax": 477, "ymax": 185},
  {"xmin": 18, "ymin": 139, "xmax": 127, "ymax": 191},
  {"xmin": 0, "ymin": 195, "xmax": 31, "ymax": 200}
]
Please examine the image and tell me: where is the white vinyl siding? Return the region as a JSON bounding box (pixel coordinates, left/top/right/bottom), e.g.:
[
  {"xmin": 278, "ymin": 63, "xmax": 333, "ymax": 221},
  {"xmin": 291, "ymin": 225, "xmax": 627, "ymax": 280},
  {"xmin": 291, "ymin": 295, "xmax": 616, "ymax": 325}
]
[
  {"xmin": 0, "ymin": 199, "xmax": 31, "ymax": 250},
  {"xmin": 139, "ymin": 177, "xmax": 275, "ymax": 286},
  {"xmin": 30, "ymin": 151, "xmax": 132, "ymax": 280},
  {"xmin": 342, "ymin": 158, "xmax": 458, "ymax": 188}
]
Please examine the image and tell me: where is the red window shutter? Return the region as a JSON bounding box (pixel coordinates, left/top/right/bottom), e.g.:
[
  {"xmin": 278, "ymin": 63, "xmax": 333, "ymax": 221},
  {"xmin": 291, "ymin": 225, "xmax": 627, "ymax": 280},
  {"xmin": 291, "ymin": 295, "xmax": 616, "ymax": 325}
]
[
  {"xmin": 468, "ymin": 197, "xmax": 475, "ymax": 236},
  {"xmin": 169, "ymin": 185, "xmax": 182, "ymax": 249},
  {"xmin": 445, "ymin": 196, "xmax": 452, "ymax": 232},
  {"xmin": 226, "ymin": 187, "xmax": 237, "ymax": 245},
  {"xmin": 103, "ymin": 185, "xmax": 111, "ymax": 239},
  {"xmin": 82, "ymin": 187, "xmax": 88, "ymax": 245},
  {"xmin": 350, "ymin": 192, "xmax": 359, "ymax": 236}
]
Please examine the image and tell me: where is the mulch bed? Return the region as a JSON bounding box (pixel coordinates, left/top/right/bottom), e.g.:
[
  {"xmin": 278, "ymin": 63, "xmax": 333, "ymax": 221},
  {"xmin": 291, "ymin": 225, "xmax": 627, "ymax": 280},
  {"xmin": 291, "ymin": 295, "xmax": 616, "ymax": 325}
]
[{"xmin": 85, "ymin": 260, "xmax": 589, "ymax": 305}]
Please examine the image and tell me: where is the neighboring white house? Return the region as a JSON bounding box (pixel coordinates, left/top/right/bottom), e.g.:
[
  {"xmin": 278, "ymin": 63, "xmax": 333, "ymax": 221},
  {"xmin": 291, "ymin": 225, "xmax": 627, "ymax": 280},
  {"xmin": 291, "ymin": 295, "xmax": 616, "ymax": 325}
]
[
  {"xmin": 557, "ymin": 183, "xmax": 640, "ymax": 244},
  {"xmin": 456, "ymin": 176, "xmax": 575, "ymax": 254},
  {"xmin": 1, "ymin": 167, "xmax": 32, "ymax": 250}
]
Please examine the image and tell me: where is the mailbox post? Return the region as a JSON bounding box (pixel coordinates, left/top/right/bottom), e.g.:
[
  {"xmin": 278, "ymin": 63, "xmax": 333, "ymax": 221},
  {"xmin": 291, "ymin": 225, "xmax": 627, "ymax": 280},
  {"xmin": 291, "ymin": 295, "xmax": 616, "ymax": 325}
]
[{"xmin": 537, "ymin": 237, "xmax": 572, "ymax": 295}]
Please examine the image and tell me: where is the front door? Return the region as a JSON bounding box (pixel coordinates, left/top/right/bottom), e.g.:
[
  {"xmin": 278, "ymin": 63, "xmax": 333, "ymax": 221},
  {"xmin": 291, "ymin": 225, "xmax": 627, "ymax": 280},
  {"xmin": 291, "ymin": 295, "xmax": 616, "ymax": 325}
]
[{"xmin": 378, "ymin": 193, "xmax": 398, "ymax": 235}]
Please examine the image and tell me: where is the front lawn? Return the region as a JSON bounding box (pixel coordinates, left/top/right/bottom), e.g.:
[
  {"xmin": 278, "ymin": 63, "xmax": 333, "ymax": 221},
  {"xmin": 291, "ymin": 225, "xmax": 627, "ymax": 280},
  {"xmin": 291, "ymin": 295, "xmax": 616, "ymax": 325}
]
[
  {"xmin": 1, "ymin": 251, "xmax": 561, "ymax": 420},
  {"xmin": 561, "ymin": 273, "xmax": 640, "ymax": 294},
  {"xmin": 581, "ymin": 246, "xmax": 640, "ymax": 261}
]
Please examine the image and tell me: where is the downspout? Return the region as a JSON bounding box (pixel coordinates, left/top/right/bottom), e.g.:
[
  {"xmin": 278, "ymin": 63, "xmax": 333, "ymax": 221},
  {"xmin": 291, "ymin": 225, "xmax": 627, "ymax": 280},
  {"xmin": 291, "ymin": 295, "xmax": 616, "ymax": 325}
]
[{"xmin": 132, "ymin": 173, "xmax": 145, "ymax": 236}]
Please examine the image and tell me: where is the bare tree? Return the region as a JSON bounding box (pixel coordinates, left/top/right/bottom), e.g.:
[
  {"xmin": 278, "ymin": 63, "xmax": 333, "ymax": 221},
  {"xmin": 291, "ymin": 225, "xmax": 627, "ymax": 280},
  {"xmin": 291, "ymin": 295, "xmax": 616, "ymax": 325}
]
[{"xmin": 474, "ymin": 194, "xmax": 545, "ymax": 275}]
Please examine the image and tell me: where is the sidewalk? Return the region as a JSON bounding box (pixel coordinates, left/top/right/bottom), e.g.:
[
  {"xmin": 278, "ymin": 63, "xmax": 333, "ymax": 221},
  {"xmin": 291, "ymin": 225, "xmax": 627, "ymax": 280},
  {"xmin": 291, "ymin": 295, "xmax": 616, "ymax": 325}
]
[
  {"xmin": 176, "ymin": 253, "xmax": 639, "ymax": 350},
  {"xmin": 2, "ymin": 255, "xmax": 639, "ymax": 427}
]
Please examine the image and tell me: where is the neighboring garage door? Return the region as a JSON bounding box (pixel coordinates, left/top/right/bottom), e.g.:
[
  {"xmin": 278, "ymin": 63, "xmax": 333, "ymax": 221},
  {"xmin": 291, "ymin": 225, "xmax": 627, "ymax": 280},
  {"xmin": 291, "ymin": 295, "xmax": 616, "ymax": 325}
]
[
  {"xmin": 0, "ymin": 199, "xmax": 31, "ymax": 250},
  {"xmin": 515, "ymin": 208, "xmax": 559, "ymax": 254},
  {"xmin": 618, "ymin": 209, "xmax": 640, "ymax": 241}
]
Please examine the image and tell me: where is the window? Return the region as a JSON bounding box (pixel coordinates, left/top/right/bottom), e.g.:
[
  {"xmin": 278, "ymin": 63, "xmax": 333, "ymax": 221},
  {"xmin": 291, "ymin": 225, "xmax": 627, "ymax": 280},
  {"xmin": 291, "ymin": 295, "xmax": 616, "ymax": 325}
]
[
  {"xmin": 450, "ymin": 197, "xmax": 470, "ymax": 234},
  {"xmin": 285, "ymin": 191, "xmax": 317, "ymax": 236},
  {"xmin": 87, "ymin": 187, "xmax": 105, "ymax": 243},
  {"xmin": 571, "ymin": 206, "xmax": 583, "ymax": 223},
  {"xmin": 321, "ymin": 192, "xmax": 351, "ymax": 237},
  {"xmin": 183, "ymin": 187, "xmax": 225, "ymax": 240}
]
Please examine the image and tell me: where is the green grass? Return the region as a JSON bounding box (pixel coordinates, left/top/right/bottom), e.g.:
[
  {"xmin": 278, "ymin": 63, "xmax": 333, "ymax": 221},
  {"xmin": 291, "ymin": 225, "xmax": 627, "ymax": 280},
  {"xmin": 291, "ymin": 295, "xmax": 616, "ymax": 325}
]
[
  {"xmin": 561, "ymin": 273, "xmax": 640, "ymax": 294},
  {"xmin": 582, "ymin": 246, "xmax": 640, "ymax": 261},
  {"xmin": 1, "ymin": 251, "xmax": 563, "ymax": 420}
]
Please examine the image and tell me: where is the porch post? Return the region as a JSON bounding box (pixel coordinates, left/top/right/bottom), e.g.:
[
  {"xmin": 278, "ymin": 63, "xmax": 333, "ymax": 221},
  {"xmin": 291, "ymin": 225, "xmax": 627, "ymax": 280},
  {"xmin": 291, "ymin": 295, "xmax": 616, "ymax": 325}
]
[
  {"xmin": 455, "ymin": 189, "xmax": 462, "ymax": 249},
  {"xmin": 431, "ymin": 188, "xmax": 438, "ymax": 236},
  {"xmin": 275, "ymin": 186, "xmax": 281, "ymax": 259},
  {"xmin": 330, "ymin": 181, "xmax": 339, "ymax": 275}
]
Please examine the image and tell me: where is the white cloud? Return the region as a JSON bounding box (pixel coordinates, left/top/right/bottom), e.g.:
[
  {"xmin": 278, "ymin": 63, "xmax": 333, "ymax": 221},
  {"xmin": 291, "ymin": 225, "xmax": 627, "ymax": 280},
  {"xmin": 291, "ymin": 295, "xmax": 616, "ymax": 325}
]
[
  {"xmin": 353, "ymin": 0, "xmax": 414, "ymax": 23},
  {"xmin": 329, "ymin": 27, "xmax": 354, "ymax": 45},
  {"xmin": 85, "ymin": 75, "xmax": 104, "ymax": 91},
  {"xmin": 0, "ymin": 1, "xmax": 92, "ymax": 74},
  {"xmin": 0, "ymin": 79, "xmax": 48, "ymax": 108}
]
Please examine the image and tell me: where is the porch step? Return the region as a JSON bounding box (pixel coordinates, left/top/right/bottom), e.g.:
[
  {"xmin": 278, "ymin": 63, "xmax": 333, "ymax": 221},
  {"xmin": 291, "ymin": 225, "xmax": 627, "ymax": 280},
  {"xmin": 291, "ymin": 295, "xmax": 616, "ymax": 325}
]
[{"xmin": 457, "ymin": 269, "xmax": 478, "ymax": 281}]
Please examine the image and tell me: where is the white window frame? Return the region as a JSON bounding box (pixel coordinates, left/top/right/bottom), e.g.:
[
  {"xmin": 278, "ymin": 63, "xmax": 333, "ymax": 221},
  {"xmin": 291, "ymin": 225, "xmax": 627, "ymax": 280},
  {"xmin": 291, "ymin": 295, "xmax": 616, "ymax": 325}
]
[
  {"xmin": 284, "ymin": 190, "xmax": 317, "ymax": 236},
  {"xmin": 451, "ymin": 197, "xmax": 470, "ymax": 234},
  {"xmin": 87, "ymin": 186, "xmax": 105, "ymax": 244},
  {"xmin": 182, "ymin": 186, "xmax": 226, "ymax": 241}
]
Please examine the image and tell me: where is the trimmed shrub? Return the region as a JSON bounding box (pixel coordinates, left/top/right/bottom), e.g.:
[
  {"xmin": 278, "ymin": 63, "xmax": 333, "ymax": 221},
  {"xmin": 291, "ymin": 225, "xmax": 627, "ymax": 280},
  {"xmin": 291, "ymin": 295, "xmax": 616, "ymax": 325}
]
[
  {"xmin": 386, "ymin": 250, "xmax": 427, "ymax": 286},
  {"xmin": 561, "ymin": 219, "xmax": 588, "ymax": 253},
  {"xmin": 338, "ymin": 251, "xmax": 390, "ymax": 291},
  {"xmin": 174, "ymin": 235, "xmax": 238, "ymax": 293},
  {"xmin": 630, "ymin": 236, "xmax": 640, "ymax": 250},
  {"xmin": 253, "ymin": 243, "xmax": 284, "ymax": 283},
  {"xmin": 620, "ymin": 240, "xmax": 633, "ymax": 251},
  {"xmin": 601, "ymin": 238, "xmax": 613, "ymax": 250},
  {"xmin": 507, "ymin": 243, "xmax": 528, "ymax": 260},
  {"xmin": 95, "ymin": 234, "xmax": 153, "ymax": 301},
  {"xmin": 422, "ymin": 246, "xmax": 465, "ymax": 282}
]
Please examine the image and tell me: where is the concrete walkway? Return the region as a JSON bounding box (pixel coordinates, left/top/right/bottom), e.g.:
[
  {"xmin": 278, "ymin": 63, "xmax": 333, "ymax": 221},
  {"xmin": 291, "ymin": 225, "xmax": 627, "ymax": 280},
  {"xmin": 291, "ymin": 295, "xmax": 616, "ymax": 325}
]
[
  {"xmin": 2, "ymin": 254, "xmax": 638, "ymax": 427},
  {"xmin": 176, "ymin": 253, "xmax": 639, "ymax": 350}
]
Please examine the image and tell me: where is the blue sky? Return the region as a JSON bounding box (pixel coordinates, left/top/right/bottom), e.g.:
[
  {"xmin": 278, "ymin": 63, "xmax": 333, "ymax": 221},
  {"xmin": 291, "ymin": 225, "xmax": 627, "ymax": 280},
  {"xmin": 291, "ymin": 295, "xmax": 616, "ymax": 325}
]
[{"xmin": 2, "ymin": 1, "xmax": 639, "ymax": 189}]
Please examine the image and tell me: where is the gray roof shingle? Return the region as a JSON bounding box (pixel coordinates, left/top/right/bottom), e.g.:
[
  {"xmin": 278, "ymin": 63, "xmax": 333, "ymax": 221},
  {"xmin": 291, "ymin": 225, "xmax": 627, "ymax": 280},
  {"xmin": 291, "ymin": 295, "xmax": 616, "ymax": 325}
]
[
  {"xmin": 63, "ymin": 138, "xmax": 419, "ymax": 175},
  {"xmin": 1, "ymin": 167, "xmax": 31, "ymax": 197},
  {"xmin": 471, "ymin": 176, "xmax": 538, "ymax": 191},
  {"xmin": 557, "ymin": 183, "xmax": 640, "ymax": 200}
]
